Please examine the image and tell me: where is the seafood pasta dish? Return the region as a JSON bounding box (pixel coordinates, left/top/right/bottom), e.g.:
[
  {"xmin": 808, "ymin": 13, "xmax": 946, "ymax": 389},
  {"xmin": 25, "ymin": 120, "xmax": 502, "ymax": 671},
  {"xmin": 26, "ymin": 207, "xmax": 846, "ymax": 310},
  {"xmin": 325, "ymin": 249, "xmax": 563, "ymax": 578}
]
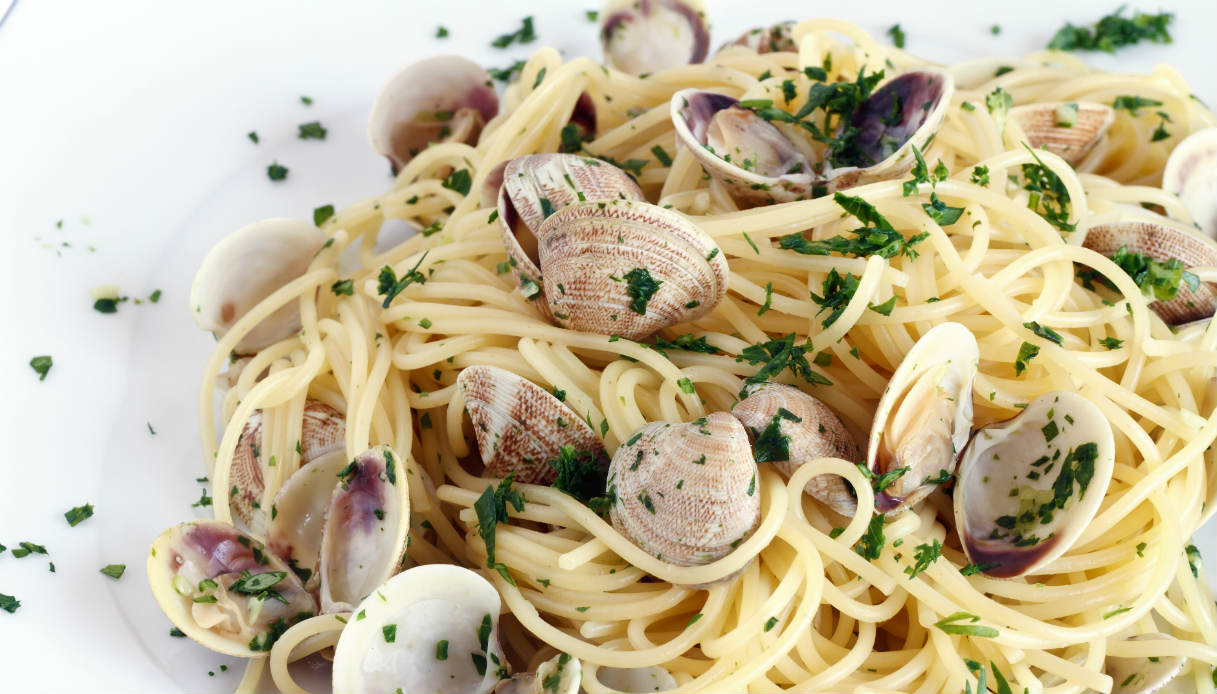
[{"xmin": 146, "ymin": 4, "xmax": 1217, "ymax": 693}]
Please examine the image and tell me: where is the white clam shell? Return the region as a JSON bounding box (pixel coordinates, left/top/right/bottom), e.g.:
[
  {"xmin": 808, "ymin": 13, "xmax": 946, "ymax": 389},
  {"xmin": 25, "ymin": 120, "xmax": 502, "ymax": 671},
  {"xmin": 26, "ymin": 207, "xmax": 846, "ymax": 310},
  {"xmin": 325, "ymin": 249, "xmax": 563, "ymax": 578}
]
[
  {"xmin": 368, "ymin": 55, "xmax": 499, "ymax": 173},
  {"xmin": 332, "ymin": 564, "xmax": 506, "ymax": 694},
  {"xmin": 1008, "ymin": 102, "xmax": 1114, "ymax": 165},
  {"xmin": 265, "ymin": 448, "xmax": 350, "ymax": 590},
  {"xmin": 189, "ymin": 218, "xmax": 325, "ymax": 354},
  {"xmin": 494, "ymin": 653, "xmax": 581, "ymax": 694},
  {"xmin": 954, "ymin": 391, "xmax": 1115, "ymax": 578},
  {"xmin": 1104, "ymin": 634, "xmax": 1187, "ymax": 694},
  {"xmin": 318, "ymin": 445, "xmax": 411, "ymax": 614},
  {"xmin": 609, "ymin": 413, "xmax": 761, "ymax": 573},
  {"xmin": 600, "ymin": 0, "xmax": 710, "ymax": 76},
  {"xmin": 456, "ymin": 364, "xmax": 607, "ymax": 484},
  {"xmin": 719, "ymin": 21, "xmax": 797, "ymax": 54},
  {"xmin": 1162, "ymin": 126, "xmax": 1217, "ymax": 238},
  {"xmin": 732, "ymin": 382, "xmax": 862, "ymax": 517},
  {"xmin": 147, "ymin": 520, "xmax": 317, "ymax": 657},
  {"xmin": 535, "ymin": 199, "xmax": 729, "ymax": 340},
  {"xmin": 596, "ymin": 665, "xmax": 678, "ymax": 693},
  {"xmin": 867, "ymin": 322, "xmax": 978, "ymax": 514}
]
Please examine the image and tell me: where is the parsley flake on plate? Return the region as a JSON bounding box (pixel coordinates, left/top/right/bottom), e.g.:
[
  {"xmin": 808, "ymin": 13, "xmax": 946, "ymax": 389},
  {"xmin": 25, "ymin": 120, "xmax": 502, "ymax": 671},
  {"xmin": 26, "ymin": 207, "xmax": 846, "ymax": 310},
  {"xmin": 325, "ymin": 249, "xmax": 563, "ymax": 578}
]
[{"xmin": 29, "ymin": 355, "xmax": 53, "ymax": 381}]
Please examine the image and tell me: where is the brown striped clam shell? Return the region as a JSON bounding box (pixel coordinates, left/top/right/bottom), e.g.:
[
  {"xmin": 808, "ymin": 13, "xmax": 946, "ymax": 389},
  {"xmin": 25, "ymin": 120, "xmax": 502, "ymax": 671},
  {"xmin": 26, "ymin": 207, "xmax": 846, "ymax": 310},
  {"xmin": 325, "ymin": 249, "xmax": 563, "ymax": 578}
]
[
  {"xmin": 1082, "ymin": 219, "xmax": 1217, "ymax": 325},
  {"xmin": 1162, "ymin": 127, "xmax": 1217, "ymax": 238},
  {"xmin": 1008, "ymin": 102, "xmax": 1114, "ymax": 165},
  {"xmin": 535, "ymin": 199, "xmax": 728, "ymax": 340},
  {"xmin": 456, "ymin": 365, "xmax": 607, "ymax": 484},
  {"xmin": 608, "ymin": 412, "xmax": 761, "ymax": 573},
  {"xmin": 732, "ymin": 382, "xmax": 862, "ymax": 517},
  {"xmin": 497, "ymin": 154, "xmax": 644, "ymax": 313},
  {"xmin": 230, "ymin": 399, "xmax": 346, "ymax": 533}
]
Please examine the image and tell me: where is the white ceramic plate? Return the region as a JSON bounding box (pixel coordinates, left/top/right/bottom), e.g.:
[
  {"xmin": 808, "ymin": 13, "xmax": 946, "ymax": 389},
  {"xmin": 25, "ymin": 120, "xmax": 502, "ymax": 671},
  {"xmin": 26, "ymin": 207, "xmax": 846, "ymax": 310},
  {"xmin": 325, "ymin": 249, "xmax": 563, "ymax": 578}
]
[{"xmin": 1, "ymin": 1, "xmax": 1214, "ymax": 691}]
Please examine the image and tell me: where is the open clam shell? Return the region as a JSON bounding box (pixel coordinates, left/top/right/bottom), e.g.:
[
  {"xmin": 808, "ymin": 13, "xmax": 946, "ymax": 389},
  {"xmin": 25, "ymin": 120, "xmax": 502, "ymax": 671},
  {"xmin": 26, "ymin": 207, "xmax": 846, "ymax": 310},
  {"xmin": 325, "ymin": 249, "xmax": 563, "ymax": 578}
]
[
  {"xmin": 535, "ymin": 199, "xmax": 729, "ymax": 339},
  {"xmin": 368, "ymin": 55, "xmax": 499, "ymax": 173},
  {"xmin": 318, "ymin": 445, "xmax": 410, "ymax": 614},
  {"xmin": 495, "ymin": 653, "xmax": 581, "ymax": 694},
  {"xmin": 1104, "ymin": 634, "xmax": 1187, "ymax": 694},
  {"xmin": 867, "ymin": 322, "xmax": 978, "ymax": 514},
  {"xmin": 1009, "ymin": 102, "xmax": 1114, "ymax": 165},
  {"xmin": 1082, "ymin": 219, "xmax": 1217, "ymax": 325},
  {"xmin": 265, "ymin": 448, "xmax": 349, "ymax": 589},
  {"xmin": 597, "ymin": 665, "xmax": 678, "ymax": 693},
  {"xmin": 1162, "ymin": 126, "xmax": 1217, "ymax": 238},
  {"xmin": 671, "ymin": 89, "xmax": 815, "ymax": 205},
  {"xmin": 230, "ymin": 399, "xmax": 345, "ymax": 533},
  {"xmin": 954, "ymin": 391, "xmax": 1115, "ymax": 578},
  {"xmin": 608, "ymin": 412, "xmax": 761, "ymax": 572},
  {"xmin": 497, "ymin": 154, "xmax": 644, "ymax": 310},
  {"xmin": 732, "ymin": 382, "xmax": 862, "ymax": 517},
  {"xmin": 189, "ymin": 218, "xmax": 325, "ymax": 355},
  {"xmin": 332, "ymin": 564, "xmax": 507, "ymax": 694},
  {"xmin": 147, "ymin": 520, "xmax": 317, "ymax": 657},
  {"xmin": 600, "ymin": 0, "xmax": 710, "ymax": 76},
  {"xmin": 720, "ymin": 21, "xmax": 797, "ymax": 54},
  {"xmin": 457, "ymin": 365, "xmax": 607, "ymax": 484}
]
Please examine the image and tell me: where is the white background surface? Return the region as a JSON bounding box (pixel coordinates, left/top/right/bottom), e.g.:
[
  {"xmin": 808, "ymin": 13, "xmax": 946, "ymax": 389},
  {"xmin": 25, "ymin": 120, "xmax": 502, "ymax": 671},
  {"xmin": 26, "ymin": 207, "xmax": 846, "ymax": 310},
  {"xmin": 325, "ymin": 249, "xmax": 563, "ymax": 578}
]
[{"xmin": 0, "ymin": 1, "xmax": 1214, "ymax": 691}]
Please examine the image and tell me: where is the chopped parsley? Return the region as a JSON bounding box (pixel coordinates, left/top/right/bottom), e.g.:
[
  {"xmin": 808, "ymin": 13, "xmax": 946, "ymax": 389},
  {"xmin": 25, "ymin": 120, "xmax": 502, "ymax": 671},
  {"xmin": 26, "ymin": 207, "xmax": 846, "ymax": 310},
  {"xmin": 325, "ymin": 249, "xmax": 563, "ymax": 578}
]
[
  {"xmin": 757, "ymin": 282, "xmax": 774, "ymax": 315},
  {"xmin": 474, "ymin": 474, "xmax": 525, "ymax": 584},
  {"xmin": 934, "ymin": 612, "xmax": 998, "ymax": 638},
  {"xmin": 780, "ymin": 193, "xmax": 928, "ymax": 260},
  {"xmin": 99, "ymin": 563, "xmax": 127, "ymax": 580},
  {"xmin": 1014, "ymin": 342, "xmax": 1039, "ymax": 376},
  {"xmin": 650, "ymin": 145, "xmax": 672, "ymax": 166},
  {"xmin": 11, "ymin": 542, "xmax": 47, "ymax": 558},
  {"xmin": 300, "ymin": 95, "xmax": 313, "ymax": 105},
  {"xmin": 971, "ymin": 166, "xmax": 990, "ymax": 186},
  {"xmin": 0, "ymin": 593, "xmax": 19, "ymax": 614},
  {"xmin": 331, "ymin": 279, "xmax": 354, "ymax": 296},
  {"xmin": 266, "ymin": 161, "xmax": 289, "ymax": 181},
  {"xmin": 64, "ymin": 503, "xmax": 95, "ymax": 527},
  {"xmin": 922, "ymin": 192, "xmax": 964, "ymax": 225},
  {"xmin": 869, "ymin": 296, "xmax": 897, "ymax": 316},
  {"xmin": 887, "ymin": 24, "xmax": 906, "ymax": 49},
  {"xmin": 1021, "ymin": 145, "xmax": 1075, "ymax": 231},
  {"xmin": 247, "ymin": 131, "xmax": 259, "ymax": 144},
  {"xmin": 435, "ymin": 25, "xmax": 449, "ymax": 38},
  {"xmin": 751, "ymin": 409, "xmax": 803, "ymax": 463},
  {"xmin": 1047, "ymin": 8, "xmax": 1173, "ymax": 53},
  {"xmin": 986, "ymin": 87, "xmax": 1013, "ymax": 133},
  {"xmin": 677, "ymin": 377, "xmax": 696, "ymax": 394},
  {"xmin": 382, "ymin": 624, "xmax": 396, "ymax": 643},
  {"xmin": 491, "ymin": 16, "xmax": 536, "ymax": 48},
  {"xmin": 1186, "ymin": 544, "xmax": 1201, "ymax": 578},
  {"xmin": 853, "ymin": 515, "xmax": 887, "ymax": 561},
  {"xmin": 1023, "ymin": 321, "xmax": 1064, "ymax": 345},
  {"xmin": 1112, "ymin": 94, "xmax": 1164, "ymax": 116},
  {"xmin": 297, "ymin": 121, "xmax": 327, "ymax": 139},
  {"xmin": 377, "ymin": 252, "xmax": 429, "ymax": 308},
  {"xmin": 547, "ymin": 446, "xmax": 607, "ymax": 507},
  {"xmin": 436, "ymin": 639, "xmax": 449, "ymax": 660},
  {"xmin": 29, "ymin": 355, "xmax": 53, "ymax": 381},
  {"xmin": 313, "ymin": 204, "xmax": 335, "ymax": 226},
  {"xmin": 229, "ymin": 571, "xmax": 286, "ymax": 595},
  {"xmin": 809, "ymin": 269, "xmax": 860, "ymax": 328},
  {"xmin": 442, "ymin": 168, "xmax": 472, "ymax": 196},
  {"xmin": 651, "ymin": 333, "xmax": 720, "ymax": 357},
  {"xmin": 960, "ymin": 562, "xmax": 999, "ymax": 576},
  {"xmin": 488, "ymin": 60, "xmax": 526, "ymax": 83},
  {"xmin": 622, "ymin": 267, "xmax": 662, "ymax": 315},
  {"xmin": 1098, "ymin": 336, "xmax": 1124, "ymax": 350},
  {"xmin": 764, "ymin": 616, "xmax": 779, "ymax": 632},
  {"xmin": 905, "ymin": 539, "xmax": 942, "ymax": 579},
  {"xmin": 736, "ymin": 333, "xmax": 832, "ymax": 397}
]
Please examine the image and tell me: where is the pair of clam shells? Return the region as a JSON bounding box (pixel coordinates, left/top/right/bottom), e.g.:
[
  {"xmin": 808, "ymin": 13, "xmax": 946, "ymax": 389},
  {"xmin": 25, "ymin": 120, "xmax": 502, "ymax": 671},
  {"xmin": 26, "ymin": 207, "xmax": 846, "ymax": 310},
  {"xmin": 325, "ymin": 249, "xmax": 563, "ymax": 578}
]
[{"xmin": 496, "ymin": 153, "xmax": 729, "ymax": 340}]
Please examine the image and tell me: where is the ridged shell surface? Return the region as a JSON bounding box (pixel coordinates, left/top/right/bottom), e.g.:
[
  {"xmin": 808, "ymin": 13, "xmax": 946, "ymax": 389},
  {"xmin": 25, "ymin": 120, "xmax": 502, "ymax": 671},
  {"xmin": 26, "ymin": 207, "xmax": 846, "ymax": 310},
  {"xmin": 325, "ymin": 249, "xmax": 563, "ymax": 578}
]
[
  {"xmin": 457, "ymin": 365, "xmax": 607, "ymax": 484},
  {"xmin": 535, "ymin": 199, "xmax": 728, "ymax": 339},
  {"xmin": 1009, "ymin": 102, "xmax": 1114, "ymax": 165},
  {"xmin": 608, "ymin": 413, "xmax": 761, "ymax": 569}
]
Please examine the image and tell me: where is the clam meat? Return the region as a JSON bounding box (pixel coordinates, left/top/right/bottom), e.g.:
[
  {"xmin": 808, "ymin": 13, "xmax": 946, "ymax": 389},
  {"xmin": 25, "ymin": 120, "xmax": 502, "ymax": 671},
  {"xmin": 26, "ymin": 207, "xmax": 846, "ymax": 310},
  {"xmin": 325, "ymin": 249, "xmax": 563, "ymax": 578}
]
[
  {"xmin": 494, "ymin": 653, "xmax": 582, "ymax": 694},
  {"xmin": 600, "ymin": 0, "xmax": 710, "ymax": 76},
  {"xmin": 720, "ymin": 21, "xmax": 797, "ymax": 55}
]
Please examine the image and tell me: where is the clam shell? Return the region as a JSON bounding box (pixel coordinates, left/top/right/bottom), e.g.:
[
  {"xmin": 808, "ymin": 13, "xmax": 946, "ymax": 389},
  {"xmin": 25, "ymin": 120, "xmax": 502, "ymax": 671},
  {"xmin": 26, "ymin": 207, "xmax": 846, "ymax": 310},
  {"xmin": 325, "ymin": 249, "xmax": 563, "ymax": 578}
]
[
  {"xmin": 868, "ymin": 322, "xmax": 978, "ymax": 514},
  {"xmin": 600, "ymin": 0, "xmax": 710, "ymax": 76},
  {"xmin": 1008, "ymin": 102, "xmax": 1114, "ymax": 165},
  {"xmin": 597, "ymin": 665, "xmax": 678, "ymax": 693},
  {"xmin": 146, "ymin": 520, "xmax": 317, "ymax": 657},
  {"xmin": 608, "ymin": 413, "xmax": 761, "ymax": 571},
  {"xmin": 535, "ymin": 199, "xmax": 729, "ymax": 339},
  {"xmin": 265, "ymin": 448, "xmax": 349, "ymax": 590},
  {"xmin": 368, "ymin": 55, "xmax": 499, "ymax": 173},
  {"xmin": 318, "ymin": 445, "xmax": 411, "ymax": 614},
  {"xmin": 824, "ymin": 68, "xmax": 955, "ymax": 191},
  {"xmin": 230, "ymin": 399, "xmax": 346, "ymax": 533},
  {"xmin": 1104, "ymin": 634, "xmax": 1187, "ymax": 694},
  {"xmin": 332, "ymin": 564, "xmax": 506, "ymax": 694},
  {"xmin": 189, "ymin": 218, "xmax": 325, "ymax": 354},
  {"xmin": 721, "ymin": 21, "xmax": 797, "ymax": 54},
  {"xmin": 1162, "ymin": 126, "xmax": 1217, "ymax": 238},
  {"xmin": 671, "ymin": 89, "xmax": 815, "ymax": 205},
  {"xmin": 1082, "ymin": 219, "xmax": 1217, "ymax": 325},
  {"xmin": 732, "ymin": 382, "xmax": 862, "ymax": 517},
  {"xmin": 954, "ymin": 391, "xmax": 1115, "ymax": 578},
  {"xmin": 494, "ymin": 653, "xmax": 582, "ymax": 694},
  {"xmin": 457, "ymin": 365, "xmax": 607, "ymax": 484}
]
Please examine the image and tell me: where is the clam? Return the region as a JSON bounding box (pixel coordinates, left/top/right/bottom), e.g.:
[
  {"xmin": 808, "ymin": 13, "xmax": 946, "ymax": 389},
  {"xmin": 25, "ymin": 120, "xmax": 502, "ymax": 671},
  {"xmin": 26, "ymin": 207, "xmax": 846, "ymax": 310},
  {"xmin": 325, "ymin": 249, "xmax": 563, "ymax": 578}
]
[
  {"xmin": 1103, "ymin": 634, "xmax": 1187, "ymax": 694},
  {"xmin": 954, "ymin": 391, "xmax": 1115, "ymax": 578},
  {"xmin": 265, "ymin": 448, "xmax": 350, "ymax": 589},
  {"xmin": 721, "ymin": 21, "xmax": 797, "ymax": 54},
  {"xmin": 534, "ymin": 199, "xmax": 729, "ymax": 339},
  {"xmin": 496, "ymin": 154, "xmax": 644, "ymax": 311},
  {"xmin": 1162, "ymin": 127, "xmax": 1217, "ymax": 238},
  {"xmin": 457, "ymin": 364, "xmax": 607, "ymax": 484},
  {"xmin": 189, "ymin": 218, "xmax": 326, "ymax": 354},
  {"xmin": 147, "ymin": 520, "xmax": 317, "ymax": 657},
  {"xmin": 229, "ymin": 399, "xmax": 346, "ymax": 533},
  {"xmin": 867, "ymin": 322, "xmax": 978, "ymax": 514},
  {"xmin": 368, "ymin": 55, "xmax": 499, "ymax": 173},
  {"xmin": 318, "ymin": 445, "xmax": 411, "ymax": 614},
  {"xmin": 597, "ymin": 665, "xmax": 678, "ymax": 692},
  {"xmin": 1082, "ymin": 219, "xmax": 1217, "ymax": 325},
  {"xmin": 494, "ymin": 653, "xmax": 582, "ymax": 694},
  {"xmin": 332, "ymin": 564, "xmax": 507, "ymax": 694},
  {"xmin": 732, "ymin": 382, "xmax": 862, "ymax": 516},
  {"xmin": 599, "ymin": 0, "xmax": 710, "ymax": 76},
  {"xmin": 608, "ymin": 412, "xmax": 761, "ymax": 570},
  {"xmin": 1008, "ymin": 102, "xmax": 1115, "ymax": 165},
  {"xmin": 670, "ymin": 89, "xmax": 814, "ymax": 205}
]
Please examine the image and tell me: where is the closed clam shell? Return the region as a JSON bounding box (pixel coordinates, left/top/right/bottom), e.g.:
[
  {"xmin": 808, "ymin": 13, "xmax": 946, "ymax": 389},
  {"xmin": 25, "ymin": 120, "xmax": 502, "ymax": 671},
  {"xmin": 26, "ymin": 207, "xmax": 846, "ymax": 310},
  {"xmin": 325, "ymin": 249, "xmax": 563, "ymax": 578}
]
[
  {"xmin": 230, "ymin": 399, "xmax": 345, "ymax": 533},
  {"xmin": 671, "ymin": 89, "xmax": 815, "ymax": 205},
  {"xmin": 497, "ymin": 154, "xmax": 644, "ymax": 312},
  {"xmin": 318, "ymin": 445, "xmax": 410, "ymax": 614},
  {"xmin": 1104, "ymin": 634, "xmax": 1187, "ymax": 694},
  {"xmin": 954, "ymin": 391, "xmax": 1115, "ymax": 578},
  {"xmin": 457, "ymin": 364, "xmax": 607, "ymax": 484},
  {"xmin": 868, "ymin": 322, "xmax": 978, "ymax": 514},
  {"xmin": 1008, "ymin": 102, "xmax": 1114, "ymax": 165},
  {"xmin": 1162, "ymin": 127, "xmax": 1217, "ymax": 238},
  {"xmin": 265, "ymin": 448, "xmax": 349, "ymax": 590},
  {"xmin": 147, "ymin": 520, "xmax": 317, "ymax": 657},
  {"xmin": 732, "ymin": 382, "xmax": 862, "ymax": 517},
  {"xmin": 535, "ymin": 199, "xmax": 728, "ymax": 339},
  {"xmin": 608, "ymin": 413, "xmax": 761, "ymax": 572},
  {"xmin": 1082, "ymin": 218, "xmax": 1217, "ymax": 325},
  {"xmin": 600, "ymin": 0, "xmax": 710, "ymax": 76}
]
